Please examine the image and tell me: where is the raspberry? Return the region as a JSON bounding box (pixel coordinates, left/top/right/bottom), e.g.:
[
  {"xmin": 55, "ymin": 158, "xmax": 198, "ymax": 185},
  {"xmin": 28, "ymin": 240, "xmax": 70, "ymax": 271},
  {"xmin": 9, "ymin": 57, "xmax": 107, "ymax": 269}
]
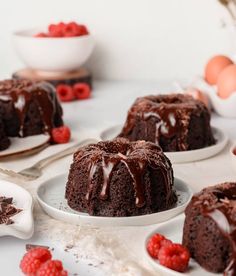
[
  {"xmin": 76, "ymin": 24, "xmax": 89, "ymax": 36},
  {"xmin": 36, "ymin": 22, "xmax": 88, "ymax": 38},
  {"xmin": 63, "ymin": 22, "xmax": 80, "ymax": 37},
  {"xmin": 52, "ymin": 126, "xmax": 71, "ymax": 144},
  {"xmin": 73, "ymin": 83, "xmax": 91, "ymax": 100},
  {"xmin": 48, "ymin": 23, "xmax": 64, "ymax": 37},
  {"xmin": 62, "ymin": 22, "xmax": 89, "ymax": 37},
  {"xmin": 57, "ymin": 22, "xmax": 66, "ymax": 31},
  {"xmin": 158, "ymin": 243, "xmax": 190, "ymax": 272},
  {"xmin": 34, "ymin": 33, "xmax": 48, "ymax": 38},
  {"xmin": 56, "ymin": 84, "xmax": 74, "ymax": 102},
  {"xmin": 147, "ymin": 233, "xmax": 172, "ymax": 259},
  {"xmin": 20, "ymin": 247, "xmax": 52, "ymax": 275},
  {"xmin": 37, "ymin": 260, "xmax": 68, "ymax": 276}
]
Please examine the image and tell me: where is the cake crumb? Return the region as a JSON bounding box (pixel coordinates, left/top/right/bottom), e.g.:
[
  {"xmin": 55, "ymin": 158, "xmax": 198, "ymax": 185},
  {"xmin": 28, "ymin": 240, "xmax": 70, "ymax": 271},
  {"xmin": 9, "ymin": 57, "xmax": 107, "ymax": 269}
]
[{"xmin": 26, "ymin": 244, "xmax": 49, "ymax": 251}]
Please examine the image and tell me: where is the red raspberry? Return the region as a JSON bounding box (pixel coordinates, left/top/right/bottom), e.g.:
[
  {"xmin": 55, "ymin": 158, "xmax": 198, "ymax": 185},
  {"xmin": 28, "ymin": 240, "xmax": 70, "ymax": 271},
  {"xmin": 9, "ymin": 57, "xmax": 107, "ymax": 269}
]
[
  {"xmin": 76, "ymin": 24, "xmax": 89, "ymax": 36},
  {"xmin": 63, "ymin": 22, "xmax": 80, "ymax": 37},
  {"xmin": 147, "ymin": 233, "xmax": 172, "ymax": 259},
  {"xmin": 20, "ymin": 247, "xmax": 52, "ymax": 275},
  {"xmin": 73, "ymin": 83, "xmax": 91, "ymax": 100},
  {"xmin": 57, "ymin": 22, "xmax": 66, "ymax": 30},
  {"xmin": 158, "ymin": 243, "xmax": 190, "ymax": 272},
  {"xmin": 48, "ymin": 23, "xmax": 64, "ymax": 37},
  {"xmin": 52, "ymin": 126, "xmax": 71, "ymax": 144},
  {"xmin": 56, "ymin": 84, "xmax": 74, "ymax": 102},
  {"xmin": 37, "ymin": 260, "xmax": 68, "ymax": 276},
  {"xmin": 34, "ymin": 32, "xmax": 48, "ymax": 38}
]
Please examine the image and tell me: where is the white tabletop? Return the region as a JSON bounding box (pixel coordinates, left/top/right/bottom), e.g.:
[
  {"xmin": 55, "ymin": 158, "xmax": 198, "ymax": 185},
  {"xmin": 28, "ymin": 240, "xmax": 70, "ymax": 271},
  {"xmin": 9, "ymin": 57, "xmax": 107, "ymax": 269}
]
[{"xmin": 1, "ymin": 80, "xmax": 236, "ymax": 276}]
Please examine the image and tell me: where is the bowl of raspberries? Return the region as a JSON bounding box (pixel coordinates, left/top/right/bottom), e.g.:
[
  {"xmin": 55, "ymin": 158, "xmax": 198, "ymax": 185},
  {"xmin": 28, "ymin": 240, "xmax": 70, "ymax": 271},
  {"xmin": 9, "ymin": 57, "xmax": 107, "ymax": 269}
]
[{"xmin": 13, "ymin": 22, "xmax": 94, "ymax": 72}]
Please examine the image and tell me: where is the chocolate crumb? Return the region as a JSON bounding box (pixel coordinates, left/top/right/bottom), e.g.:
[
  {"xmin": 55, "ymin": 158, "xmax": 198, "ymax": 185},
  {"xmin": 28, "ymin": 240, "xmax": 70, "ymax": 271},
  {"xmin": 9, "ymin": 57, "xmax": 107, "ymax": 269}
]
[
  {"xmin": 26, "ymin": 244, "xmax": 50, "ymax": 251},
  {"xmin": 0, "ymin": 196, "xmax": 21, "ymax": 225},
  {"xmin": 66, "ymin": 244, "xmax": 74, "ymax": 249}
]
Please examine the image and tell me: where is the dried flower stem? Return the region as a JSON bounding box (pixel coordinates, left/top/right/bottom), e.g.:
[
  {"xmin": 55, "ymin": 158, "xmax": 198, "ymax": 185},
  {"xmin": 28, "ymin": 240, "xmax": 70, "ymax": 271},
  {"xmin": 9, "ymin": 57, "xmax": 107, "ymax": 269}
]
[{"xmin": 218, "ymin": 0, "xmax": 236, "ymax": 20}]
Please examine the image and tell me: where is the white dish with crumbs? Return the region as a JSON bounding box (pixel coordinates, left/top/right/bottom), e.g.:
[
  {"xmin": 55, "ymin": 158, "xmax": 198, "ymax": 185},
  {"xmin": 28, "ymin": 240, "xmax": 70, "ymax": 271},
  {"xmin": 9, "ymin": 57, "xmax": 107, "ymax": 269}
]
[{"xmin": 36, "ymin": 173, "xmax": 192, "ymax": 227}]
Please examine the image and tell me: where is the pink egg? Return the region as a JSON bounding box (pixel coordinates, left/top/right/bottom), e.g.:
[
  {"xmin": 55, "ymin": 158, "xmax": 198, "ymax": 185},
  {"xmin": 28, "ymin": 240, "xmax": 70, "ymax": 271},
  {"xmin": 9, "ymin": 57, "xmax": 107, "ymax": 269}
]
[
  {"xmin": 217, "ymin": 64, "xmax": 236, "ymax": 99},
  {"xmin": 205, "ymin": 55, "xmax": 233, "ymax": 85}
]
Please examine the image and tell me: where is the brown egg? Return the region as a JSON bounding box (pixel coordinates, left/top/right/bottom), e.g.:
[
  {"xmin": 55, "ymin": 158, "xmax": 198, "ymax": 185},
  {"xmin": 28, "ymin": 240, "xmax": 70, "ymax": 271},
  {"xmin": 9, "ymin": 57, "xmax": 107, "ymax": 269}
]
[
  {"xmin": 205, "ymin": 55, "xmax": 233, "ymax": 85},
  {"xmin": 217, "ymin": 64, "xmax": 236, "ymax": 99}
]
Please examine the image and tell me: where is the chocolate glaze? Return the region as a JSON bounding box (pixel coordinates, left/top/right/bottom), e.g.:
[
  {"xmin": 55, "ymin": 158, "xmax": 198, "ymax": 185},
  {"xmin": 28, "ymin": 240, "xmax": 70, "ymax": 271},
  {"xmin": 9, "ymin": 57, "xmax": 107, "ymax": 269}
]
[
  {"xmin": 0, "ymin": 196, "xmax": 21, "ymax": 225},
  {"xmin": 77, "ymin": 138, "xmax": 174, "ymax": 208},
  {"xmin": 190, "ymin": 184, "xmax": 236, "ymax": 276},
  {"xmin": 0, "ymin": 79, "xmax": 60, "ymax": 137},
  {"xmin": 120, "ymin": 94, "xmax": 213, "ymax": 151}
]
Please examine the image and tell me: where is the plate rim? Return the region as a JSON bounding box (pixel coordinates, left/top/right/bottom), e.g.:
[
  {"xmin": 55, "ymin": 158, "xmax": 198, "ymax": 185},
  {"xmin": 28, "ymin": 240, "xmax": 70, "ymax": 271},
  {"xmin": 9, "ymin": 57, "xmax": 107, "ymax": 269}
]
[
  {"xmin": 0, "ymin": 133, "xmax": 50, "ymax": 158},
  {"xmin": 36, "ymin": 173, "xmax": 193, "ymax": 226}
]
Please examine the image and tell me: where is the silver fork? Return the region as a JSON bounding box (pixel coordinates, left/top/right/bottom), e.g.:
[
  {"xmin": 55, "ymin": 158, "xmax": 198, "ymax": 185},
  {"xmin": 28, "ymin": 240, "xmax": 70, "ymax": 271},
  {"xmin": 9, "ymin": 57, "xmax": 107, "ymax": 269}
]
[{"xmin": 0, "ymin": 138, "xmax": 98, "ymax": 181}]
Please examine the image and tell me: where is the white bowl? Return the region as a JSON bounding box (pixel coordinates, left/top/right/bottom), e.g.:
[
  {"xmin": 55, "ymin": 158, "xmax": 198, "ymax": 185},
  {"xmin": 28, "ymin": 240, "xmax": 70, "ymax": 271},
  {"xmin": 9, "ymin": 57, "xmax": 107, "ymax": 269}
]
[{"xmin": 13, "ymin": 28, "xmax": 95, "ymax": 72}]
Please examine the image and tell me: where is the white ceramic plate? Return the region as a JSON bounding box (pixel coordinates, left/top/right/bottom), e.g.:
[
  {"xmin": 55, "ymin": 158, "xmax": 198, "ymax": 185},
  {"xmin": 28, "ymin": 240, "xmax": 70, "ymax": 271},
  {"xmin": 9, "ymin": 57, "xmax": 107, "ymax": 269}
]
[
  {"xmin": 36, "ymin": 173, "xmax": 192, "ymax": 227},
  {"xmin": 0, "ymin": 180, "xmax": 34, "ymax": 239},
  {"xmin": 100, "ymin": 125, "xmax": 228, "ymax": 163},
  {"xmin": 0, "ymin": 236, "xmax": 104, "ymax": 276},
  {"xmin": 0, "ymin": 134, "xmax": 50, "ymax": 158},
  {"xmin": 144, "ymin": 214, "xmax": 216, "ymax": 276}
]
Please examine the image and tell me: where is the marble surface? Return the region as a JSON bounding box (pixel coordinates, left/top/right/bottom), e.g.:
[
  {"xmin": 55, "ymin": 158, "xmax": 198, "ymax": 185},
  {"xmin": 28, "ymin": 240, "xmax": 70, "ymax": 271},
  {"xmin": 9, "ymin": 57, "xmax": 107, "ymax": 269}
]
[{"xmin": 0, "ymin": 80, "xmax": 236, "ymax": 276}]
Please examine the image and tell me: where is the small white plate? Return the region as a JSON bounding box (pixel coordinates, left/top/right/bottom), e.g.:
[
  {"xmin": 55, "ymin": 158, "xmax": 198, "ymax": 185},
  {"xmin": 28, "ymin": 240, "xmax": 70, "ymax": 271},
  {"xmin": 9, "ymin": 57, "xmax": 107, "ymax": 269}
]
[
  {"xmin": 144, "ymin": 214, "xmax": 216, "ymax": 276},
  {"xmin": 100, "ymin": 125, "xmax": 228, "ymax": 163},
  {"xmin": 0, "ymin": 134, "xmax": 50, "ymax": 158},
  {"xmin": 36, "ymin": 173, "xmax": 192, "ymax": 227},
  {"xmin": 0, "ymin": 180, "xmax": 34, "ymax": 239}
]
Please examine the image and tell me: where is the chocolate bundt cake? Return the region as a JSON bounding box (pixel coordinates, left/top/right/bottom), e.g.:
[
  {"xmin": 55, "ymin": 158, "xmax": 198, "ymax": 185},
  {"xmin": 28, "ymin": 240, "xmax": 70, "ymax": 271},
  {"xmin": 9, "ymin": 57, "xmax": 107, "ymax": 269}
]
[
  {"xmin": 119, "ymin": 94, "xmax": 215, "ymax": 152},
  {"xmin": 0, "ymin": 79, "xmax": 63, "ymax": 150},
  {"xmin": 65, "ymin": 138, "xmax": 177, "ymax": 217},
  {"xmin": 182, "ymin": 183, "xmax": 236, "ymax": 274}
]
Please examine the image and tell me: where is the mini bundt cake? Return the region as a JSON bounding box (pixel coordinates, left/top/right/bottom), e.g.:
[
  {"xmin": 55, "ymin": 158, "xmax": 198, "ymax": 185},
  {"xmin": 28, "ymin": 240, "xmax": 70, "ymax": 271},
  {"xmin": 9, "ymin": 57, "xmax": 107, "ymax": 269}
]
[
  {"xmin": 182, "ymin": 183, "xmax": 236, "ymax": 274},
  {"xmin": 119, "ymin": 94, "xmax": 215, "ymax": 151},
  {"xmin": 65, "ymin": 138, "xmax": 177, "ymax": 217},
  {"xmin": 0, "ymin": 79, "xmax": 63, "ymax": 150}
]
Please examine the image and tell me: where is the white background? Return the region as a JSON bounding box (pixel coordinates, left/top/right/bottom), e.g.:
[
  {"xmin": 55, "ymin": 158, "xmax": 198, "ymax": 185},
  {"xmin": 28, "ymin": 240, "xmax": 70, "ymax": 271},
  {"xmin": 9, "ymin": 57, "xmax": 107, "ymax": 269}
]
[{"xmin": 0, "ymin": 0, "xmax": 234, "ymax": 81}]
